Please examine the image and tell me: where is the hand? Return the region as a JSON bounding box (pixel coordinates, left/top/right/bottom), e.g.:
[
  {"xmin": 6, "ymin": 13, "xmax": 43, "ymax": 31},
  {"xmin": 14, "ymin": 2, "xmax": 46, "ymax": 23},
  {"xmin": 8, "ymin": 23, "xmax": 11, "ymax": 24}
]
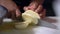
[
  {"xmin": 24, "ymin": 4, "xmax": 46, "ymax": 18},
  {"xmin": 0, "ymin": 0, "xmax": 21, "ymax": 18}
]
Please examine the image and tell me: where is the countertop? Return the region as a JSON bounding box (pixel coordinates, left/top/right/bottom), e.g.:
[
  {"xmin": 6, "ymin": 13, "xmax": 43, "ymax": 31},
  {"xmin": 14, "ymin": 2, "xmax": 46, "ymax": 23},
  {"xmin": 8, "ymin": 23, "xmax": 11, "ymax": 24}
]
[{"xmin": 0, "ymin": 17, "xmax": 60, "ymax": 34}]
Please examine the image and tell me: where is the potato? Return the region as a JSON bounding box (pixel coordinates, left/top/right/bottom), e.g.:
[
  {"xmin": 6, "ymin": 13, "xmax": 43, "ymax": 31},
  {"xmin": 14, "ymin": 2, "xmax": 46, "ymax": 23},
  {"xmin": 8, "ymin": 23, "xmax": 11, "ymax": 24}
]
[{"xmin": 15, "ymin": 10, "xmax": 40, "ymax": 29}]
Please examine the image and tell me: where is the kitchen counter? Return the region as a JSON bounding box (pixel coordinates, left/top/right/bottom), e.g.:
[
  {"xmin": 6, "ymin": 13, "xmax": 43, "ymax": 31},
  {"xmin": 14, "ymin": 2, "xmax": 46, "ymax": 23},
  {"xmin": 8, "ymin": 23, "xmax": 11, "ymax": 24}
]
[{"xmin": 0, "ymin": 17, "xmax": 59, "ymax": 34}]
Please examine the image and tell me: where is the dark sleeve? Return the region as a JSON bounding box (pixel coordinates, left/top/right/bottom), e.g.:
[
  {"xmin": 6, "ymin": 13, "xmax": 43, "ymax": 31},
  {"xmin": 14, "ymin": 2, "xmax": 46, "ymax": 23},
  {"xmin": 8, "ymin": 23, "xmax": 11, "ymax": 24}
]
[
  {"xmin": 13, "ymin": 0, "xmax": 32, "ymax": 13},
  {"xmin": 13, "ymin": 0, "xmax": 31, "ymax": 6}
]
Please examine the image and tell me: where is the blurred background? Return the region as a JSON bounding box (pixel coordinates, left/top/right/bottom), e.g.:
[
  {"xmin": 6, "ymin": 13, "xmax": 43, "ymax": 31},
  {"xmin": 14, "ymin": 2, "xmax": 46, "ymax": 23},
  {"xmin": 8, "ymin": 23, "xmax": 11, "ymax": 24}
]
[
  {"xmin": 43, "ymin": 0, "xmax": 56, "ymax": 16},
  {"xmin": 43, "ymin": 0, "xmax": 60, "ymax": 17}
]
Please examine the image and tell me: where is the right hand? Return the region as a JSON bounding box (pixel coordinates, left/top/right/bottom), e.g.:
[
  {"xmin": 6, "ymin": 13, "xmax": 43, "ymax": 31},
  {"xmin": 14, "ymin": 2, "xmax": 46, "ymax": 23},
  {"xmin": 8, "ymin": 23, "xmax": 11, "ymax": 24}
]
[{"xmin": 24, "ymin": 5, "xmax": 46, "ymax": 18}]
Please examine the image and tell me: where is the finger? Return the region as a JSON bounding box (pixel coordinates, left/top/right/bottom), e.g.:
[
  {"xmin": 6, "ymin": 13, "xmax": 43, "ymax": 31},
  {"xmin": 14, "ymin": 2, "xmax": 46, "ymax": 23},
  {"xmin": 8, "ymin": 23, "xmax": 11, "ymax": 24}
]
[
  {"xmin": 39, "ymin": 9, "xmax": 46, "ymax": 18},
  {"xmin": 25, "ymin": 6, "xmax": 36, "ymax": 11},
  {"xmin": 24, "ymin": 6, "xmax": 36, "ymax": 11},
  {"xmin": 28, "ymin": 2, "xmax": 38, "ymax": 11},
  {"xmin": 24, "ymin": 2, "xmax": 38, "ymax": 11},
  {"xmin": 35, "ymin": 5, "xmax": 43, "ymax": 13},
  {"xmin": 24, "ymin": 6, "xmax": 29, "ymax": 11},
  {"xmin": 16, "ymin": 9, "xmax": 21, "ymax": 17},
  {"xmin": 39, "ymin": 14, "xmax": 42, "ymax": 17},
  {"xmin": 39, "ymin": 9, "xmax": 46, "ymax": 17}
]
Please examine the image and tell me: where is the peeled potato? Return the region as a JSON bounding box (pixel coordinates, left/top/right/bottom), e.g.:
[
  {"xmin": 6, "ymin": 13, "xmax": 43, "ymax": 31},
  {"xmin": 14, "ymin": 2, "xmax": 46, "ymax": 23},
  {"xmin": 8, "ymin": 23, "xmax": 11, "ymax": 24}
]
[
  {"xmin": 22, "ymin": 14, "xmax": 33, "ymax": 24},
  {"xmin": 15, "ymin": 10, "xmax": 40, "ymax": 29},
  {"xmin": 23, "ymin": 10, "xmax": 40, "ymax": 19},
  {"xmin": 22, "ymin": 10, "xmax": 40, "ymax": 24}
]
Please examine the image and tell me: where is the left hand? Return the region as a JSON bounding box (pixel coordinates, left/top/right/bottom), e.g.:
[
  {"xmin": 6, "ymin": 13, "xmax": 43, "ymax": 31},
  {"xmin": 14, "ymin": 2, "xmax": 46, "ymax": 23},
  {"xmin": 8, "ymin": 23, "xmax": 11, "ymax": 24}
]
[{"xmin": 24, "ymin": 3, "xmax": 46, "ymax": 18}]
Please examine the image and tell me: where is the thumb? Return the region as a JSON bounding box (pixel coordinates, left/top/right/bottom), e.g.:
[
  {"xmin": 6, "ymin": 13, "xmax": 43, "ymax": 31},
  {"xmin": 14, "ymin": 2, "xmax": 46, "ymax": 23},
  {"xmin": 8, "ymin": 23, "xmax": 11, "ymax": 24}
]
[
  {"xmin": 24, "ymin": 6, "xmax": 29, "ymax": 11},
  {"xmin": 16, "ymin": 9, "xmax": 21, "ymax": 17}
]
